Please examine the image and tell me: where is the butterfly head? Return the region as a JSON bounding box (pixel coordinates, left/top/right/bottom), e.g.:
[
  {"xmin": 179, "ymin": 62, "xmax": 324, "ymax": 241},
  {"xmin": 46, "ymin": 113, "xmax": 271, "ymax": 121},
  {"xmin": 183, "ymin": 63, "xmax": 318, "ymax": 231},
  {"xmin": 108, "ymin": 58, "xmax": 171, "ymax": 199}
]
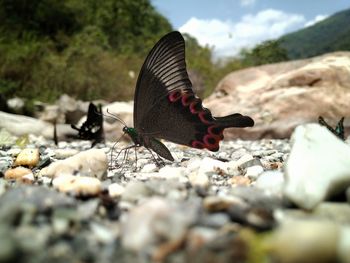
[{"xmin": 123, "ymin": 126, "xmax": 139, "ymax": 145}]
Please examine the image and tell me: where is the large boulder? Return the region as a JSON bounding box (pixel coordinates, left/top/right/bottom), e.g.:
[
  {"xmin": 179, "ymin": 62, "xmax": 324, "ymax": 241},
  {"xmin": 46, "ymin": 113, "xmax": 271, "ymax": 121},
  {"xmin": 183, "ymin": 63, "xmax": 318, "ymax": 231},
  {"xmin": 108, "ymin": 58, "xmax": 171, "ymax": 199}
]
[{"xmin": 204, "ymin": 52, "xmax": 350, "ymax": 139}]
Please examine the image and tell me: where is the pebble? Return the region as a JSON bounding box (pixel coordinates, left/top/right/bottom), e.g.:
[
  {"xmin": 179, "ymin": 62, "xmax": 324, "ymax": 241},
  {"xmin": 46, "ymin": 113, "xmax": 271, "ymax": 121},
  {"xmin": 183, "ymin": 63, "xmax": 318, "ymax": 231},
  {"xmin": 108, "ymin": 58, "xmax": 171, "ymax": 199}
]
[
  {"xmin": 245, "ymin": 165, "xmax": 264, "ymax": 179},
  {"xmin": 121, "ymin": 197, "xmax": 199, "ymax": 253},
  {"xmin": 108, "ymin": 183, "xmax": 125, "ymax": 198},
  {"xmin": 203, "ymin": 195, "xmax": 246, "ymax": 213},
  {"xmin": 4, "ymin": 167, "xmax": 33, "ymax": 180},
  {"xmin": 284, "ymin": 124, "xmax": 350, "ymax": 209},
  {"xmin": 52, "ymin": 175, "xmax": 102, "ymax": 196},
  {"xmin": 39, "ymin": 149, "xmax": 108, "ymax": 179},
  {"xmin": 14, "ymin": 148, "xmax": 40, "ymax": 167},
  {"xmin": 1, "ymin": 131, "xmax": 350, "ymax": 263},
  {"xmin": 255, "ymin": 171, "xmax": 285, "ymax": 195},
  {"xmin": 266, "ymin": 219, "xmax": 347, "ymax": 263}
]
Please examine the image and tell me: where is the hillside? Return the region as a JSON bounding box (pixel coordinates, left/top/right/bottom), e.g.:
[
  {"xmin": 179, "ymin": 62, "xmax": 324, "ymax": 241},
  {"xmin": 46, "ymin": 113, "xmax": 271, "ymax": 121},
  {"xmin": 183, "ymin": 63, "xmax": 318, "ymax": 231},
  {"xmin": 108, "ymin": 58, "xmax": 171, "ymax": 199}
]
[{"xmin": 280, "ymin": 8, "xmax": 350, "ymax": 59}]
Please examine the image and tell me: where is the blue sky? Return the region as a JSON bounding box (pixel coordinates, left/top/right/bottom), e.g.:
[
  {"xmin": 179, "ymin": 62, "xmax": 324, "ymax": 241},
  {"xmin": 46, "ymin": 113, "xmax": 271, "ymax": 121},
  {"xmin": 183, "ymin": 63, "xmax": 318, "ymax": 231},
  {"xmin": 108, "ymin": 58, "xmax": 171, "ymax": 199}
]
[{"xmin": 151, "ymin": 0, "xmax": 350, "ymax": 58}]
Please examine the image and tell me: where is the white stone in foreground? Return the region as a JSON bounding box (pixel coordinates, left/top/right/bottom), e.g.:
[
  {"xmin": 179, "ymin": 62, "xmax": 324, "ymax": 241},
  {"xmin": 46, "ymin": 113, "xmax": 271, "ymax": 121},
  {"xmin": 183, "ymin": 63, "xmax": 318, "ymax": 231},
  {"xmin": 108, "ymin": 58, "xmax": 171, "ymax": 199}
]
[{"xmin": 284, "ymin": 124, "xmax": 350, "ymax": 209}]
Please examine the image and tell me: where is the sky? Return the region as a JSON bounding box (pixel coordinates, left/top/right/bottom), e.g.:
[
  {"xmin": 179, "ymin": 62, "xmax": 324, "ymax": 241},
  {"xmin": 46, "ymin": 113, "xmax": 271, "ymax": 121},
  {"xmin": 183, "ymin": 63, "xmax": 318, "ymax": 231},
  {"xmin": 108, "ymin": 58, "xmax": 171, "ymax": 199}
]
[{"xmin": 151, "ymin": 0, "xmax": 350, "ymax": 59}]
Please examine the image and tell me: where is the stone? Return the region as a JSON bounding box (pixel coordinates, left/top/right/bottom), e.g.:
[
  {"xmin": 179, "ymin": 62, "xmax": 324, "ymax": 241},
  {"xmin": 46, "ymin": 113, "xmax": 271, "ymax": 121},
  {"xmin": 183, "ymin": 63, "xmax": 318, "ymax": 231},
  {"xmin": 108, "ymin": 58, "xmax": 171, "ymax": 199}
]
[
  {"xmin": 0, "ymin": 186, "xmax": 75, "ymax": 214},
  {"xmin": 284, "ymin": 124, "xmax": 350, "ymax": 209},
  {"xmin": 52, "ymin": 175, "xmax": 102, "ymax": 196},
  {"xmin": 266, "ymin": 219, "xmax": 345, "ymax": 263},
  {"xmin": 255, "ymin": 171, "xmax": 285, "ymax": 195},
  {"xmin": 0, "ymin": 111, "xmax": 53, "ymax": 138},
  {"xmin": 229, "ymin": 175, "xmax": 251, "ymax": 186},
  {"xmin": 101, "ymin": 101, "xmax": 133, "ymax": 141},
  {"xmin": 204, "ymin": 52, "xmax": 350, "ymax": 139},
  {"xmin": 39, "ymin": 149, "xmax": 108, "ymax": 179},
  {"xmin": 4, "ymin": 167, "xmax": 33, "ymax": 180},
  {"xmin": 245, "ymin": 165, "xmax": 264, "ymax": 179},
  {"xmin": 121, "ymin": 181, "xmax": 153, "ymax": 203},
  {"xmin": 121, "ymin": 197, "xmax": 199, "ymax": 253},
  {"xmin": 108, "ymin": 183, "xmax": 125, "ymax": 198},
  {"xmin": 203, "ymin": 195, "xmax": 245, "ymax": 213},
  {"xmin": 14, "ymin": 148, "xmax": 40, "ymax": 167}
]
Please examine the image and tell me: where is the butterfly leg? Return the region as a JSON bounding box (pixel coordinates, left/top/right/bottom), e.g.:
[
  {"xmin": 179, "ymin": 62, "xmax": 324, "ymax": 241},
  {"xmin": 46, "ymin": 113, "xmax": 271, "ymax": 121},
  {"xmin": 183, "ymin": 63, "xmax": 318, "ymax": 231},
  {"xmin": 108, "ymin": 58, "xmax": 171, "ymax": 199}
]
[{"xmin": 146, "ymin": 148, "xmax": 165, "ymax": 167}]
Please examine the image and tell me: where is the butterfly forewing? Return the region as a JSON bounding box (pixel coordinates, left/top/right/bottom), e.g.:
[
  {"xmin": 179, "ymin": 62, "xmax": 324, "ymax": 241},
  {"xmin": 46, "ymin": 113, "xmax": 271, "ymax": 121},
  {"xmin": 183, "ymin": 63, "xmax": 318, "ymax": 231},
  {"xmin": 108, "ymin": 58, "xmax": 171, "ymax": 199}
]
[{"xmin": 134, "ymin": 32, "xmax": 193, "ymax": 127}]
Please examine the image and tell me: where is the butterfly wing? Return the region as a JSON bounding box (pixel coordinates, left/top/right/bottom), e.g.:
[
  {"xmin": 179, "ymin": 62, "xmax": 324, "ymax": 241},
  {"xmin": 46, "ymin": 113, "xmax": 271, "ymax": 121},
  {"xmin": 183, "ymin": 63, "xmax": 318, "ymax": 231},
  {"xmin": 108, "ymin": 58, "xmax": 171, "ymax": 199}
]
[
  {"xmin": 71, "ymin": 103, "xmax": 104, "ymax": 146},
  {"xmin": 134, "ymin": 31, "xmax": 253, "ymax": 153},
  {"xmin": 335, "ymin": 117, "xmax": 345, "ymax": 140}
]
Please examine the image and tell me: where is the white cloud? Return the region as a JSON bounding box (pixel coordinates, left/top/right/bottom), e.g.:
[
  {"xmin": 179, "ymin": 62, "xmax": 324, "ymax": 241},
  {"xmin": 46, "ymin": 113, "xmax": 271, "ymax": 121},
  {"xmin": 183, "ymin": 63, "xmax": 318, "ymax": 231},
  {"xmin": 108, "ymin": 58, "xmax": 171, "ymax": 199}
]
[
  {"xmin": 304, "ymin": 14, "xmax": 328, "ymax": 27},
  {"xmin": 240, "ymin": 0, "xmax": 256, "ymax": 7},
  {"xmin": 179, "ymin": 9, "xmax": 305, "ymax": 59}
]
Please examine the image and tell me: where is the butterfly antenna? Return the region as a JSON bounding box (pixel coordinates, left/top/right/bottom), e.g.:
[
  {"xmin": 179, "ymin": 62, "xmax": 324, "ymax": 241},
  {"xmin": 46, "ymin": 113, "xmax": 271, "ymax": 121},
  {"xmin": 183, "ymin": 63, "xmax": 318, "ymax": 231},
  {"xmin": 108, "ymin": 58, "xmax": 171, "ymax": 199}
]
[
  {"xmin": 109, "ymin": 132, "xmax": 126, "ymax": 169},
  {"xmin": 106, "ymin": 108, "xmax": 127, "ymax": 126}
]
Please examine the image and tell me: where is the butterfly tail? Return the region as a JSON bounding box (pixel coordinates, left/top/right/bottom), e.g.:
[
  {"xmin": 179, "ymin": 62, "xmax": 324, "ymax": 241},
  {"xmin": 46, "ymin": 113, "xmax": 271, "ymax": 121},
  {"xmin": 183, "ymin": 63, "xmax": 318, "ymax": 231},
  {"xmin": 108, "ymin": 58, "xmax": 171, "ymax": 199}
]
[{"xmin": 215, "ymin": 113, "xmax": 254, "ymax": 128}]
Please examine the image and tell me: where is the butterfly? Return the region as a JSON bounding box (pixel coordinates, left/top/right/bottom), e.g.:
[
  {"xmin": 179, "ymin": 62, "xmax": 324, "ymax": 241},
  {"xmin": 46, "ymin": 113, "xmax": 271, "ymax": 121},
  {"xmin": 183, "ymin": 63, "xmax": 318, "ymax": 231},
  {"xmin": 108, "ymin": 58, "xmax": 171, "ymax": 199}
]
[
  {"xmin": 71, "ymin": 102, "xmax": 104, "ymax": 147},
  {"xmin": 120, "ymin": 31, "xmax": 254, "ymax": 162},
  {"xmin": 318, "ymin": 116, "xmax": 345, "ymax": 140}
]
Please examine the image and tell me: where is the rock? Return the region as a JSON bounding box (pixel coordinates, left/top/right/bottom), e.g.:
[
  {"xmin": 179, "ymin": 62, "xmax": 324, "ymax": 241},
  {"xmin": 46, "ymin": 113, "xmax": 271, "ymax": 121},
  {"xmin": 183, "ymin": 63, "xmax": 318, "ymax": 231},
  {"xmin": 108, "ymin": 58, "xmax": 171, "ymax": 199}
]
[
  {"xmin": 245, "ymin": 165, "xmax": 264, "ymax": 179},
  {"xmin": 52, "ymin": 175, "xmax": 102, "ymax": 196},
  {"xmin": 108, "ymin": 183, "xmax": 125, "ymax": 198},
  {"xmin": 186, "ymin": 227, "xmax": 218, "ymax": 253},
  {"xmin": 0, "ymin": 111, "xmax": 53, "ymax": 138},
  {"xmin": 121, "ymin": 181, "xmax": 153, "ymax": 203},
  {"xmin": 339, "ymin": 227, "xmax": 350, "ymax": 263},
  {"xmin": 101, "ymin": 101, "xmax": 133, "ymax": 141},
  {"xmin": 266, "ymin": 219, "xmax": 348, "ymax": 263},
  {"xmin": 39, "ymin": 149, "xmax": 108, "ymax": 179},
  {"xmin": 14, "ymin": 148, "xmax": 40, "ymax": 167},
  {"xmin": 284, "ymin": 124, "xmax": 350, "ymax": 209},
  {"xmin": 203, "ymin": 195, "xmax": 245, "ymax": 213},
  {"xmin": 255, "ymin": 171, "xmax": 285, "ymax": 195},
  {"xmin": 4, "ymin": 167, "xmax": 33, "ymax": 180},
  {"xmin": 228, "ymin": 175, "xmax": 251, "ymax": 186},
  {"xmin": 7, "ymin": 97, "xmax": 24, "ymax": 113},
  {"xmin": 0, "ymin": 186, "xmax": 75, "ymax": 214},
  {"xmin": 0, "ymin": 157, "xmax": 12, "ymax": 175},
  {"xmin": 54, "ymin": 149, "xmax": 79, "ymax": 159},
  {"xmin": 204, "ymin": 52, "xmax": 350, "ymax": 139},
  {"xmin": 141, "ymin": 163, "xmax": 158, "ymax": 173},
  {"xmin": 121, "ymin": 197, "xmax": 199, "ymax": 254},
  {"xmin": 188, "ymin": 171, "xmax": 210, "ymax": 188}
]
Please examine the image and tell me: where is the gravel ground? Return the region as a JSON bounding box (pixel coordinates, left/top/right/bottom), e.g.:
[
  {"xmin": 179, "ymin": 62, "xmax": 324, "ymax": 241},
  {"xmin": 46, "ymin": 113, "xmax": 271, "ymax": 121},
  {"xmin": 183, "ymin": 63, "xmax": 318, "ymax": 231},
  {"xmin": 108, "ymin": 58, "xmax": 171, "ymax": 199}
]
[{"xmin": 0, "ymin": 127, "xmax": 350, "ymax": 263}]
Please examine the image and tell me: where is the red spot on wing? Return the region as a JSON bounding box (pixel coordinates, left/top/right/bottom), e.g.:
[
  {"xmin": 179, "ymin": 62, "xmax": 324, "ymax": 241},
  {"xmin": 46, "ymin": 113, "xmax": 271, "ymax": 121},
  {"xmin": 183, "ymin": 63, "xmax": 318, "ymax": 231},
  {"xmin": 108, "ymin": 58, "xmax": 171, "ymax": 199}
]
[
  {"xmin": 203, "ymin": 134, "xmax": 220, "ymax": 151},
  {"xmin": 181, "ymin": 94, "xmax": 194, "ymax": 106},
  {"xmin": 208, "ymin": 125, "xmax": 224, "ymax": 140},
  {"xmin": 168, "ymin": 91, "xmax": 182, "ymax": 102},
  {"xmin": 198, "ymin": 111, "xmax": 213, "ymax": 125},
  {"xmin": 189, "ymin": 99, "xmax": 202, "ymax": 114}
]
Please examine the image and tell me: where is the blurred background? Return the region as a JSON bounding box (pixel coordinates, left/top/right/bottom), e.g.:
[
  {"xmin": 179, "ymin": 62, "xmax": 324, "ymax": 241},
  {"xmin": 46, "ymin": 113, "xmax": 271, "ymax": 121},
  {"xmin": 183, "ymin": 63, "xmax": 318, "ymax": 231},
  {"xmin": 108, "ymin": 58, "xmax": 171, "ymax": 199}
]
[{"xmin": 0, "ymin": 0, "xmax": 349, "ymax": 116}]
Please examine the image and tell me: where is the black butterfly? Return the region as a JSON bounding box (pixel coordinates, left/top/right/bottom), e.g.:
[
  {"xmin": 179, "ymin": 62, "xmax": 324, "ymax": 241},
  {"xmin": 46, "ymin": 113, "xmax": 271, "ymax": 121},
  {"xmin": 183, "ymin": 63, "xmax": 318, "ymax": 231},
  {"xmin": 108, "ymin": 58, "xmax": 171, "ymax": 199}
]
[
  {"xmin": 121, "ymin": 31, "xmax": 254, "ymax": 162},
  {"xmin": 318, "ymin": 116, "xmax": 345, "ymax": 140},
  {"xmin": 71, "ymin": 102, "xmax": 104, "ymax": 147}
]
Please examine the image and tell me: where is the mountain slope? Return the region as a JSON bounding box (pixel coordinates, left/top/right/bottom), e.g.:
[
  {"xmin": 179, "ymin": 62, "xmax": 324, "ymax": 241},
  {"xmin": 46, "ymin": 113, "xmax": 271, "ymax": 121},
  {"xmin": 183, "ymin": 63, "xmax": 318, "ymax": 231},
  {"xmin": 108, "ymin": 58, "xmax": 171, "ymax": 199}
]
[{"xmin": 279, "ymin": 8, "xmax": 350, "ymax": 59}]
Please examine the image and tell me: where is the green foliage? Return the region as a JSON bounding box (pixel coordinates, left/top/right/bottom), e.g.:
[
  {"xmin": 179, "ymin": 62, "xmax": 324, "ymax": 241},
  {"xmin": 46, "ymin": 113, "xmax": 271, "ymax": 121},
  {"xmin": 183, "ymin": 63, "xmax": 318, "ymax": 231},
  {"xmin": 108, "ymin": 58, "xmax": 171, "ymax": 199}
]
[
  {"xmin": 280, "ymin": 8, "xmax": 350, "ymax": 59},
  {"xmin": 240, "ymin": 40, "xmax": 289, "ymax": 66},
  {"xmin": 0, "ymin": 0, "xmax": 172, "ymax": 104}
]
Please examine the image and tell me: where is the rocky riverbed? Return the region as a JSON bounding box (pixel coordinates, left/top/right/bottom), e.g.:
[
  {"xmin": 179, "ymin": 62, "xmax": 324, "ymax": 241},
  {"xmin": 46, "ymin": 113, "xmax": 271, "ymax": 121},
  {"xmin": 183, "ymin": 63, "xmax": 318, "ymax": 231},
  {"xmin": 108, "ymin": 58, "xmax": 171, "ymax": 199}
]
[{"xmin": 0, "ymin": 123, "xmax": 350, "ymax": 263}]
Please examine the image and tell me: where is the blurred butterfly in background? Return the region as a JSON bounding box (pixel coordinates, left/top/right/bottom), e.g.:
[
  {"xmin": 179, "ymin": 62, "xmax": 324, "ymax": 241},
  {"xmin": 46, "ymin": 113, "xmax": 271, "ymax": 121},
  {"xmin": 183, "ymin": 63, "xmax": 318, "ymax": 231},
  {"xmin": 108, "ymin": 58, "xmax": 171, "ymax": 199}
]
[
  {"xmin": 71, "ymin": 102, "xmax": 104, "ymax": 147},
  {"xmin": 117, "ymin": 31, "xmax": 254, "ymax": 163},
  {"xmin": 318, "ymin": 116, "xmax": 345, "ymax": 140}
]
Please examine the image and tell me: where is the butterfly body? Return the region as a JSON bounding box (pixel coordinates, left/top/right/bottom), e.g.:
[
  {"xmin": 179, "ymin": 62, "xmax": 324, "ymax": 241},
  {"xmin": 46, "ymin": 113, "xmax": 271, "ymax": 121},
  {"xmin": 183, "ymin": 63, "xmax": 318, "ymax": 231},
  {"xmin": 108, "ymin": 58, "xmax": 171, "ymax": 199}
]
[{"xmin": 122, "ymin": 31, "xmax": 254, "ymax": 162}]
